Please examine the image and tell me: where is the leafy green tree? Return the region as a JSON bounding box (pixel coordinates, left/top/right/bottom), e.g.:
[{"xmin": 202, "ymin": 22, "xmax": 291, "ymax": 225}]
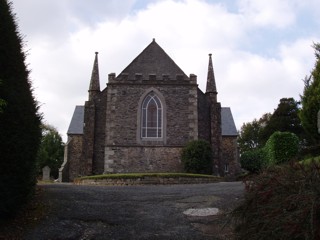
[
  {"xmin": 239, "ymin": 98, "xmax": 306, "ymax": 155},
  {"xmin": 261, "ymin": 98, "xmax": 305, "ymax": 143},
  {"xmin": 0, "ymin": 1, "xmax": 41, "ymax": 218},
  {"xmin": 37, "ymin": 124, "xmax": 64, "ymax": 179},
  {"xmin": 238, "ymin": 119, "xmax": 261, "ymax": 154},
  {"xmin": 299, "ymin": 43, "xmax": 320, "ymax": 144},
  {"xmin": 238, "ymin": 113, "xmax": 271, "ymax": 154}
]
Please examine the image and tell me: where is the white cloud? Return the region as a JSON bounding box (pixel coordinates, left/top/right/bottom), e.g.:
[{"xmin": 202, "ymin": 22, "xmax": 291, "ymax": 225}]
[
  {"xmin": 10, "ymin": 0, "xmax": 320, "ymax": 140},
  {"xmin": 217, "ymin": 37, "xmax": 318, "ymax": 129},
  {"xmin": 238, "ymin": 0, "xmax": 296, "ymax": 28}
]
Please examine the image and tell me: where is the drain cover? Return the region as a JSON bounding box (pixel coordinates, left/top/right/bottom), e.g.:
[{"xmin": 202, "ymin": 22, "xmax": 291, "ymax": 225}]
[{"xmin": 183, "ymin": 208, "xmax": 219, "ymax": 217}]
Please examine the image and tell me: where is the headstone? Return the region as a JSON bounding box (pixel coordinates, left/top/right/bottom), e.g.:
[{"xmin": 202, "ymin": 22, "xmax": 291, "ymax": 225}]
[{"xmin": 42, "ymin": 165, "xmax": 51, "ymax": 181}]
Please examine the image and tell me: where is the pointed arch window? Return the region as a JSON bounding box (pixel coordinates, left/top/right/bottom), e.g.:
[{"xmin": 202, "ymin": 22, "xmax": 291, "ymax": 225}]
[{"xmin": 141, "ymin": 92, "xmax": 162, "ymax": 138}]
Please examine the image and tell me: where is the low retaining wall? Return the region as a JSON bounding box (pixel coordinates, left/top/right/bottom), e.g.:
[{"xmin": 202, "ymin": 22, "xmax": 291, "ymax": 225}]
[{"xmin": 76, "ymin": 176, "xmax": 220, "ymax": 186}]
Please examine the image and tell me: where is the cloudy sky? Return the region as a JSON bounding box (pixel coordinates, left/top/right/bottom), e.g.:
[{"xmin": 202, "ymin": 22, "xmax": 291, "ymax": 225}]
[{"xmin": 12, "ymin": 0, "xmax": 320, "ymax": 141}]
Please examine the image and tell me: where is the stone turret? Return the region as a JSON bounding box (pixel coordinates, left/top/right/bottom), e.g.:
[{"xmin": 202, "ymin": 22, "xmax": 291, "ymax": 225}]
[
  {"xmin": 205, "ymin": 53, "xmax": 222, "ymax": 176},
  {"xmin": 88, "ymin": 52, "xmax": 100, "ymax": 101},
  {"xmin": 206, "ymin": 53, "xmax": 218, "ymax": 102},
  {"xmin": 81, "ymin": 52, "xmax": 100, "ymax": 176}
]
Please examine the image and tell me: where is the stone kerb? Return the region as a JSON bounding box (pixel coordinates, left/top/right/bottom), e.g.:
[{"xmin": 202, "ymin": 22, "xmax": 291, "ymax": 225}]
[{"xmin": 76, "ymin": 176, "xmax": 220, "ymax": 186}]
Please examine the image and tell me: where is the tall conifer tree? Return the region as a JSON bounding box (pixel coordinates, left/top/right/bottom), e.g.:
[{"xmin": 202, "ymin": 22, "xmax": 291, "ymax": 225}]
[
  {"xmin": 299, "ymin": 43, "xmax": 320, "ymax": 144},
  {"xmin": 0, "ymin": 0, "xmax": 41, "ymax": 218}
]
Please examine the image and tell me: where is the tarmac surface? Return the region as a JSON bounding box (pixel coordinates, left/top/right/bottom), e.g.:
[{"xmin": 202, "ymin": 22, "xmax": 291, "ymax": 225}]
[{"xmin": 25, "ymin": 182, "xmax": 244, "ymax": 240}]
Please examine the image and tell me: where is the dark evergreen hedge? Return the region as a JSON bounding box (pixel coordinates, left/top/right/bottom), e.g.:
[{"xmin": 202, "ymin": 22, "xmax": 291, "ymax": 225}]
[
  {"xmin": 240, "ymin": 148, "xmax": 267, "ymax": 173},
  {"xmin": 265, "ymin": 131, "xmax": 299, "ymax": 165},
  {"xmin": 0, "ymin": 1, "xmax": 41, "ymax": 218},
  {"xmin": 181, "ymin": 140, "xmax": 212, "ymax": 174}
]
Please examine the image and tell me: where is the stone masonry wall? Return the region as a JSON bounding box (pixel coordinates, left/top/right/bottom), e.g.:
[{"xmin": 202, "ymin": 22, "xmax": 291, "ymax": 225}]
[
  {"xmin": 92, "ymin": 90, "xmax": 107, "ymax": 175},
  {"xmin": 67, "ymin": 135, "xmax": 83, "ymax": 181},
  {"xmin": 103, "ymin": 79, "xmax": 198, "ymax": 173},
  {"xmin": 81, "ymin": 100, "xmax": 95, "ymax": 176},
  {"xmin": 210, "ymin": 101, "xmax": 222, "ymax": 176},
  {"xmin": 197, "ymin": 89, "xmax": 210, "ymax": 142},
  {"xmin": 105, "ymin": 82, "xmax": 198, "ymax": 147},
  {"xmin": 221, "ymin": 136, "xmax": 240, "ymax": 177},
  {"xmin": 104, "ymin": 146, "xmax": 183, "ymax": 173}
]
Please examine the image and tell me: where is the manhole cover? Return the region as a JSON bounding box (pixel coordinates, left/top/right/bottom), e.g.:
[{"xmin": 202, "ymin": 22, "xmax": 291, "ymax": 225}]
[{"xmin": 183, "ymin": 208, "xmax": 219, "ymax": 217}]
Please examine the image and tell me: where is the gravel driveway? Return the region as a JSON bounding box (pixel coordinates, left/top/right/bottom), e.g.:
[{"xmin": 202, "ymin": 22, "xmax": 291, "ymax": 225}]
[{"xmin": 25, "ymin": 182, "xmax": 244, "ymax": 240}]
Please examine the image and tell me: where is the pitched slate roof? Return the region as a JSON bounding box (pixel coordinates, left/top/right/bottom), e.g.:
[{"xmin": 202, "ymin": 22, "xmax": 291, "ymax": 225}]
[
  {"xmin": 67, "ymin": 105, "xmax": 84, "ymax": 135},
  {"xmin": 221, "ymin": 107, "xmax": 238, "ymax": 136},
  {"xmin": 117, "ymin": 39, "xmax": 188, "ymax": 81}
]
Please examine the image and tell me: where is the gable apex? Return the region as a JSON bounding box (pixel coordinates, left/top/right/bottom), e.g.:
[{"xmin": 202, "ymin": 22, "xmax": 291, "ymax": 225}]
[{"xmin": 117, "ymin": 39, "xmax": 188, "ymax": 81}]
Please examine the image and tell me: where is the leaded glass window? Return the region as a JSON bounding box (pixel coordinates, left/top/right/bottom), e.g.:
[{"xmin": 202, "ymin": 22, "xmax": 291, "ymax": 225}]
[{"xmin": 141, "ymin": 92, "xmax": 162, "ymax": 138}]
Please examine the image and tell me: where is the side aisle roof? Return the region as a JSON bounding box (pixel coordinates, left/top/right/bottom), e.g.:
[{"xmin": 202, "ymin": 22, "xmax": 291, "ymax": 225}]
[
  {"xmin": 221, "ymin": 107, "xmax": 238, "ymax": 136},
  {"xmin": 67, "ymin": 105, "xmax": 84, "ymax": 135}
]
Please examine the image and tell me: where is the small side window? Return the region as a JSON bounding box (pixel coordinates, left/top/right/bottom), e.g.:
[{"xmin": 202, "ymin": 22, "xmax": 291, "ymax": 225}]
[{"xmin": 224, "ymin": 163, "xmax": 229, "ymax": 173}]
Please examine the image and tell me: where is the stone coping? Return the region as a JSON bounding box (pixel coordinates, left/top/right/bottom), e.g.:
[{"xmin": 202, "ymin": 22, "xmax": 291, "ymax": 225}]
[{"xmin": 76, "ymin": 176, "xmax": 220, "ymax": 186}]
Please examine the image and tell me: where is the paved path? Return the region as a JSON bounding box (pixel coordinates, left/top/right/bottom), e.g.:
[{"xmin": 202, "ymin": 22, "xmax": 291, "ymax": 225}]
[{"xmin": 25, "ymin": 182, "xmax": 244, "ymax": 240}]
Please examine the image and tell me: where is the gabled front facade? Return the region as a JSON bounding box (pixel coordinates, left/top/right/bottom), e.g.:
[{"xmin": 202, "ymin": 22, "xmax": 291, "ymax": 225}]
[{"xmin": 60, "ymin": 39, "xmax": 240, "ymax": 182}]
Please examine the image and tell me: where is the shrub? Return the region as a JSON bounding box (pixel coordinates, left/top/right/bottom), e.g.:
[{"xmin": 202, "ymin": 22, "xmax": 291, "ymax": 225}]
[
  {"xmin": 265, "ymin": 131, "xmax": 299, "ymax": 166},
  {"xmin": 181, "ymin": 140, "xmax": 212, "ymax": 174},
  {"xmin": 240, "ymin": 148, "xmax": 267, "ymax": 173},
  {"xmin": 232, "ymin": 163, "xmax": 320, "ymax": 240}
]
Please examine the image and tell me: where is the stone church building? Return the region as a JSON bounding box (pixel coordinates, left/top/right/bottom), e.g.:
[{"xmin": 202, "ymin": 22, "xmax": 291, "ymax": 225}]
[{"xmin": 60, "ymin": 39, "xmax": 240, "ymax": 182}]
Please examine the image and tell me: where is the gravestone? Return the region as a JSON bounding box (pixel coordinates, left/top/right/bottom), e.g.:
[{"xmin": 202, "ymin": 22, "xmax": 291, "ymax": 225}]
[{"xmin": 42, "ymin": 165, "xmax": 51, "ymax": 181}]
